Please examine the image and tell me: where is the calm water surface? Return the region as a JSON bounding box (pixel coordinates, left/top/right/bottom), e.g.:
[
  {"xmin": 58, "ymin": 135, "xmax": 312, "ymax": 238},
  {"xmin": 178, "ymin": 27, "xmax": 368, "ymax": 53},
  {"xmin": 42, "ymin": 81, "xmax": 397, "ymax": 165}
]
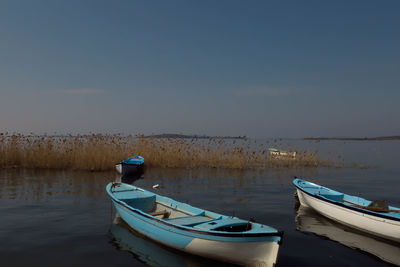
[{"xmin": 0, "ymin": 140, "xmax": 399, "ymax": 266}]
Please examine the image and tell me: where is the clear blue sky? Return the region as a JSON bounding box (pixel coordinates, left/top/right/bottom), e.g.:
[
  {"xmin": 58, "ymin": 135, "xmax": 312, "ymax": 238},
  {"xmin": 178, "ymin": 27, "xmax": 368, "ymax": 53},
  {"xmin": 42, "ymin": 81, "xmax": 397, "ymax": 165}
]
[{"xmin": 1, "ymin": 0, "xmax": 399, "ymax": 138}]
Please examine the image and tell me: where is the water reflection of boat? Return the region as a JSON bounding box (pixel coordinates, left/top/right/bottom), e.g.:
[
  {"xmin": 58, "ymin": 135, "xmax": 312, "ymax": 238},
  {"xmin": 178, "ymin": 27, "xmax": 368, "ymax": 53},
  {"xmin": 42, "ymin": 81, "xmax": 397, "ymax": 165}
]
[
  {"xmin": 116, "ymin": 156, "xmax": 144, "ymax": 177},
  {"xmin": 295, "ymin": 205, "xmax": 400, "ymax": 266},
  {"xmin": 293, "ymin": 178, "xmax": 400, "ymax": 242},
  {"xmin": 110, "ymin": 216, "xmax": 236, "ymax": 267},
  {"xmin": 121, "ymin": 172, "xmax": 143, "ymax": 184},
  {"xmin": 106, "ymin": 183, "xmax": 283, "ymax": 267}
]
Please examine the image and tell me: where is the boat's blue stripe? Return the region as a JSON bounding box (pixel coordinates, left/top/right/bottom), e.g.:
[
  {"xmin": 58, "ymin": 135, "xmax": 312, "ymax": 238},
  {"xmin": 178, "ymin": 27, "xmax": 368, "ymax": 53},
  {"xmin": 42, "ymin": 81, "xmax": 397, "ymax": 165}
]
[{"xmin": 294, "ymin": 181, "xmax": 400, "ymax": 222}]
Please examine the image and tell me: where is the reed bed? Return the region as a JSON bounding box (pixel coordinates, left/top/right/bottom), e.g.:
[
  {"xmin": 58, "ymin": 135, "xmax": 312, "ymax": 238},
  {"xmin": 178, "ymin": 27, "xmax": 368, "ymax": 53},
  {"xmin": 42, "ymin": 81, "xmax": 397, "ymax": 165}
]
[{"xmin": 0, "ymin": 133, "xmax": 340, "ymax": 171}]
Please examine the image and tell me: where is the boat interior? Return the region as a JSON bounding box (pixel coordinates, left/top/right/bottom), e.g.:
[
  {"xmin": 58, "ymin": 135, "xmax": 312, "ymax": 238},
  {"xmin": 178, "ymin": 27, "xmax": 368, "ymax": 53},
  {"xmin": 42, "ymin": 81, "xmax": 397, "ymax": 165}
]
[
  {"xmin": 117, "ymin": 190, "xmax": 257, "ymax": 232},
  {"xmin": 297, "ymin": 181, "xmax": 345, "ymax": 202}
]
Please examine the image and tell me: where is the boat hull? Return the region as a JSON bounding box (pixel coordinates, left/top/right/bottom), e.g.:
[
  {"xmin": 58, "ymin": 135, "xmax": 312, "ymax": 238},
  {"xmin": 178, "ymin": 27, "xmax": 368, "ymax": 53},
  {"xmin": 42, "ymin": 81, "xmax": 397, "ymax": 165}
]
[
  {"xmin": 296, "ymin": 188, "xmax": 400, "ymax": 242},
  {"xmin": 115, "ymin": 163, "xmax": 144, "ymax": 177},
  {"xmin": 111, "ymin": 216, "xmax": 228, "ymax": 267},
  {"xmin": 184, "ymin": 237, "xmax": 280, "ymax": 267},
  {"xmin": 110, "ymin": 193, "xmax": 281, "ymax": 266},
  {"xmin": 269, "ymin": 151, "xmax": 296, "ymax": 158}
]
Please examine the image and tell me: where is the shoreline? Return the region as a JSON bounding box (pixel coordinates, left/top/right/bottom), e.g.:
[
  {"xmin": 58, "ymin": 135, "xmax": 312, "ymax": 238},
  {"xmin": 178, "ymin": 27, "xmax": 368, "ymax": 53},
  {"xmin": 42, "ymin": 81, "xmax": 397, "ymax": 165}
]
[{"xmin": 304, "ymin": 136, "xmax": 400, "ymax": 141}]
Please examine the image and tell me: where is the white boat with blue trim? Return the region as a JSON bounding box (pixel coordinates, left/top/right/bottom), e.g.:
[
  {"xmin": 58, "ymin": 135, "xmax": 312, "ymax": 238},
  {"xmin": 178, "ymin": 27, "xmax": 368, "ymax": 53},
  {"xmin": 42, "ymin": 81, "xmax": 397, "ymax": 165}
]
[
  {"xmin": 268, "ymin": 148, "xmax": 296, "ymax": 158},
  {"xmin": 293, "ymin": 178, "xmax": 400, "ymax": 242},
  {"xmin": 106, "ymin": 182, "xmax": 283, "ymax": 266}
]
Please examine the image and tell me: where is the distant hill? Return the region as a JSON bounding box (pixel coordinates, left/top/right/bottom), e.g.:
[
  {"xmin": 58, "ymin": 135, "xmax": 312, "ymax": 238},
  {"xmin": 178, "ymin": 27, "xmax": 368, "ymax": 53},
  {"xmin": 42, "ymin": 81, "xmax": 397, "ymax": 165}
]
[
  {"xmin": 304, "ymin": 136, "xmax": 400, "ymax": 141},
  {"xmin": 145, "ymin": 133, "xmax": 246, "ymax": 139}
]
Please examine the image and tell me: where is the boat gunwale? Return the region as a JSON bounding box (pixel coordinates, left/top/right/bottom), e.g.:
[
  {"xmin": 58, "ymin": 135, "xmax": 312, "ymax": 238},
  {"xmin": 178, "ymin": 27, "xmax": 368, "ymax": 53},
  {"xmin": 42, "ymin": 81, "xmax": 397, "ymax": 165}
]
[
  {"xmin": 116, "ymin": 156, "xmax": 145, "ymax": 166},
  {"xmin": 293, "ymin": 180, "xmax": 400, "ymax": 223},
  {"xmin": 107, "ymin": 183, "xmax": 283, "ymax": 239}
]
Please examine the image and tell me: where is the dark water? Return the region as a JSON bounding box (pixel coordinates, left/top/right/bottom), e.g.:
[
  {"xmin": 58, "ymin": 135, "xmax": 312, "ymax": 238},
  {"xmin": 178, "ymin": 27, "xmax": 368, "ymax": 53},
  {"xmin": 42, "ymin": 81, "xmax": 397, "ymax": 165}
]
[{"xmin": 0, "ymin": 140, "xmax": 399, "ymax": 266}]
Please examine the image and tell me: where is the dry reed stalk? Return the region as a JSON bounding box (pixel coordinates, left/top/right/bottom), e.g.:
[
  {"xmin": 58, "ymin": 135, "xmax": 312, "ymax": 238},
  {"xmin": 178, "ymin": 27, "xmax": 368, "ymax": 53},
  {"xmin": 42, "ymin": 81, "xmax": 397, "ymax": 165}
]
[{"xmin": 0, "ymin": 133, "xmax": 340, "ymax": 171}]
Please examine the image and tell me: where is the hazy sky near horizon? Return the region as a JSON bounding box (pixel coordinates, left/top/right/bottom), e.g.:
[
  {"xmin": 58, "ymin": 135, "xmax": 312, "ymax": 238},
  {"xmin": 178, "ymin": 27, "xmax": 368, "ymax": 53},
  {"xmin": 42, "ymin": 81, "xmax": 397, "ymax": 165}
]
[{"xmin": 1, "ymin": 0, "xmax": 399, "ymax": 138}]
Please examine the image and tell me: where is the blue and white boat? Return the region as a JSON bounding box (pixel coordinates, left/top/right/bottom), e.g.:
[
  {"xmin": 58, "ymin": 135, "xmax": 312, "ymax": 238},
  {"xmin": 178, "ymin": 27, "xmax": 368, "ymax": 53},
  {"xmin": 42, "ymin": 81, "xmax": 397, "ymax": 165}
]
[
  {"xmin": 106, "ymin": 182, "xmax": 283, "ymax": 266},
  {"xmin": 115, "ymin": 156, "xmax": 144, "ymax": 177},
  {"xmin": 293, "ymin": 178, "xmax": 400, "ymax": 243}
]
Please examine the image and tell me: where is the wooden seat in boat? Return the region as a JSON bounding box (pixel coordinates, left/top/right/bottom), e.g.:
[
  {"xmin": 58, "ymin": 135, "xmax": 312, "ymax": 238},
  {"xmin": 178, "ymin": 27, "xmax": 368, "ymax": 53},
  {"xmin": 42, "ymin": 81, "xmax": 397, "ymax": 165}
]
[{"xmin": 149, "ymin": 209, "xmax": 170, "ymax": 218}]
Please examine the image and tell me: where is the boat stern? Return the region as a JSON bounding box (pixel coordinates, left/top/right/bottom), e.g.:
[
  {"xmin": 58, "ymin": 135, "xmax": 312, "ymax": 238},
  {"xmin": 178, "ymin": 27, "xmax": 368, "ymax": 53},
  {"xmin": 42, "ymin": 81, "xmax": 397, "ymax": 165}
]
[{"xmin": 115, "ymin": 163, "xmax": 122, "ymax": 174}]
